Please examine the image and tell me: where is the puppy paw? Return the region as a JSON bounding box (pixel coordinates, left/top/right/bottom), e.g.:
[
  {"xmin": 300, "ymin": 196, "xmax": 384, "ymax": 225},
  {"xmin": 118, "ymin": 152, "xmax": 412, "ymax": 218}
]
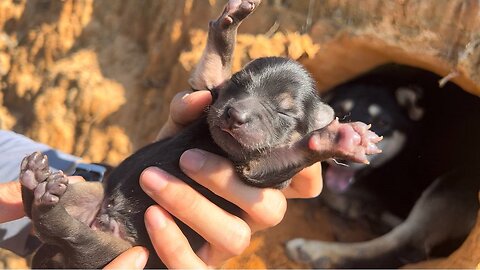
[
  {"xmin": 34, "ymin": 171, "xmax": 68, "ymax": 206},
  {"xmin": 20, "ymin": 152, "xmax": 68, "ymax": 207},
  {"xmin": 214, "ymin": 0, "xmax": 261, "ymax": 29},
  {"xmin": 308, "ymin": 118, "xmax": 383, "ymax": 164},
  {"xmin": 286, "ymin": 238, "xmax": 338, "ymax": 268},
  {"xmin": 20, "ymin": 152, "xmax": 51, "ymax": 191}
]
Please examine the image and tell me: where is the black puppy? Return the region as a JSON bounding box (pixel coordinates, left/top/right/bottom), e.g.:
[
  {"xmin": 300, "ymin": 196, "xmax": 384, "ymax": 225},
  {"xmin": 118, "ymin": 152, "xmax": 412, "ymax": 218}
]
[
  {"xmin": 19, "ymin": 1, "xmax": 382, "ymax": 268},
  {"xmin": 321, "ymin": 82, "xmax": 420, "ymax": 195},
  {"xmin": 286, "ymin": 65, "xmax": 480, "ymax": 268}
]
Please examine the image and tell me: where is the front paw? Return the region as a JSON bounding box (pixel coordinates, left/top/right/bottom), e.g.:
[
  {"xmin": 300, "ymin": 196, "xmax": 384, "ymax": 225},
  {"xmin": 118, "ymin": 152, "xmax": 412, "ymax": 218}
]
[{"xmin": 309, "ymin": 119, "xmax": 383, "ymax": 164}]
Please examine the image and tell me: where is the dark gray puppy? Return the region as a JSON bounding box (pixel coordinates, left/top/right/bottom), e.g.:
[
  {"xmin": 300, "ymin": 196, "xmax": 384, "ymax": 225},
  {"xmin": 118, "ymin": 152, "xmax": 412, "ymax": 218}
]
[
  {"xmin": 19, "ymin": 1, "xmax": 382, "ymax": 268},
  {"xmin": 287, "ymin": 167, "xmax": 480, "ymax": 268},
  {"xmin": 286, "ymin": 66, "xmax": 480, "ymax": 268}
]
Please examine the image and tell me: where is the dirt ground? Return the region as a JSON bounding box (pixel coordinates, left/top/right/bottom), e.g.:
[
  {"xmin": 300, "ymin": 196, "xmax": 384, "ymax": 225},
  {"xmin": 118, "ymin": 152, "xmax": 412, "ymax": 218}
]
[{"xmin": 222, "ymin": 199, "xmax": 377, "ymax": 269}]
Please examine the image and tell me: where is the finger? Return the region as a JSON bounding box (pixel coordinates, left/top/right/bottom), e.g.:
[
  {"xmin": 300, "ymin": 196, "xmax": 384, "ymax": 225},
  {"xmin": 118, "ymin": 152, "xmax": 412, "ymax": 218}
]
[
  {"xmin": 144, "ymin": 205, "xmax": 207, "ymax": 269},
  {"xmin": 179, "ymin": 149, "xmax": 287, "ymax": 230},
  {"xmin": 156, "ymin": 90, "xmax": 212, "ymax": 140},
  {"xmin": 68, "ymin": 175, "xmax": 86, "ymax": 184},
  {"xmin": 103, "ymin": 246, "xmax": 149, "ymax": 270},
  {"xmin": 283, "ymin": 163, "xmax": 323, "ymax": 199},
  {"xmin": 140, "ymin": 167, "xmax": 251, "ymax": 257},
  {"xmin": 196, "ymin": 243, "xmax": 235, "ymax": 267}
]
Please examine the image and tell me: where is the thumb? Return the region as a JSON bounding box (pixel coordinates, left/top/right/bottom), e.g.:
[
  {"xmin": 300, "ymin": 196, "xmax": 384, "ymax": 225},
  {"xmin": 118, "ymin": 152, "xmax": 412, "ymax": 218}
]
[
  {"xmin": 103, "ymin": 246, "xmax": 149, "ymax": 270},
  {"xmin": 156, "ymin": 90, "xmax": 212, "ymax": 141}
]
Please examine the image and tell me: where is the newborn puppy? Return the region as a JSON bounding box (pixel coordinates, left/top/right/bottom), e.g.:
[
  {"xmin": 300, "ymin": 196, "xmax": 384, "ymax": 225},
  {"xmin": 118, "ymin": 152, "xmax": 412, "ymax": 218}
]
[{"xmin": 19, "ymin": 1, "xmax": 382, "ymax": 268}]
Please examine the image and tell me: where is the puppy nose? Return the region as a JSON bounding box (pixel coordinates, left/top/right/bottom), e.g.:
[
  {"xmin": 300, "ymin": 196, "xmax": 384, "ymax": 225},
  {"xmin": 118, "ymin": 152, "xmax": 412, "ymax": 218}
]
[{"xmin": 226, "ymin": 107, "xmax": 248, "ymax": 127}]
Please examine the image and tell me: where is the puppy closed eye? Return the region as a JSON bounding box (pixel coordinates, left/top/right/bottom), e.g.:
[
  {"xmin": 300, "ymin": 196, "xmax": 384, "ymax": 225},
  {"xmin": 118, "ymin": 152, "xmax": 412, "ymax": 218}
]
[
  {"xmin": 277, "ymin": 93, "xmax": 295, "ymax": 111},
  {"xmin": 277, "ymin": 110, "xmax": 292, "ymax": 119}
]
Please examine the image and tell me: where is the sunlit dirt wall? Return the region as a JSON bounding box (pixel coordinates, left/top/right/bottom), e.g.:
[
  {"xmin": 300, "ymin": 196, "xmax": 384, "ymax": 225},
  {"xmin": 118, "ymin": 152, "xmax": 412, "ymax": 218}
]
[{"xmin": 1, "ymin": 0, "xmax": 479, "ymax": 268}]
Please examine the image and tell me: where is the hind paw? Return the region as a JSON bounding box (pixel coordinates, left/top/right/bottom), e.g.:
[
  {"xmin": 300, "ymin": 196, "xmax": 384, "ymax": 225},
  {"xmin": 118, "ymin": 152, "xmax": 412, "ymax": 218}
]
[
  {"xmin": 214, "ymin": 0, "xmax": 261, "ymax": 29},
  {"xmin": 34, "ymin": 171, "xmax": 68, "ymax": 206},
  {"xmin": 286, "ymin": 238, "xmax": 338, "ymax": 268},
  {"xmin": 20, "ymin": 152, "xmax": 50, "ymax": 190},
  {"xmin": 20, "ymin": 152, "xmax": 69, "ymax": 207}
]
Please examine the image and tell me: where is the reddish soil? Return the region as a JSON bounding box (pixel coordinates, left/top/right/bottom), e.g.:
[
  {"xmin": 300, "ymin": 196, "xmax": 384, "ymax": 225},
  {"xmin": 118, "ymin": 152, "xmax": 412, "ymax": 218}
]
[{"xmin": 222, "ymin": 199, "xmax": 377, "ymax": 269}]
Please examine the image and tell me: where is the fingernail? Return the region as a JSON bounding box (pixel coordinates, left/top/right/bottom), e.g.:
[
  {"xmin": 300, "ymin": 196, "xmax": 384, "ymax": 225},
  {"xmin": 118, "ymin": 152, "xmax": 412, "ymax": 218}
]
[
  {"xmin": 140, "ymin": 167, "xmax": 169, "ymax": 194},
  {"xmin": 180, "ymin": 149, "xmax": 206, "ymax": 172},
  {"xmin": 181, "ymin": 92, "xmax": 191, "ymax": 100},
  {"xmin": 135, "ymin": 247, "xmax": 149, "ymax": 269},
  {"xmin": 146, "ymin": 206, "xmax": 167, "ymax": 230}
]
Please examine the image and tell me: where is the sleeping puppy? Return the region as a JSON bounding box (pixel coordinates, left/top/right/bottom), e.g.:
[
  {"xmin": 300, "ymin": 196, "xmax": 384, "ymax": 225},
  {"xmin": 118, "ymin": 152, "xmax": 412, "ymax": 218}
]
[{"xmin": 19, "ymin": 1, "xmax": 382, "ymax": 268}]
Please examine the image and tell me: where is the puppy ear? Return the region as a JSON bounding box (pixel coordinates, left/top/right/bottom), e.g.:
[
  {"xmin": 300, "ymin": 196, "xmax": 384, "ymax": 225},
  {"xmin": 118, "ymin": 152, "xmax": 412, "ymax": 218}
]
[
  {"xmin": 395, "ymin": 87, "xmax": 424, "ymax": 121},
  {"xmin": 311, "ymin": 102, "xmax": 335, "ymax": 130}
]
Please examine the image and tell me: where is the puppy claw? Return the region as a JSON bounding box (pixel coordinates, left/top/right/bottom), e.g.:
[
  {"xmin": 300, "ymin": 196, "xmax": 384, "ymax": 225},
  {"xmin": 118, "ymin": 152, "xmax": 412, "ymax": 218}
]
[
  {"xmin": 375, "ymin": 135, "xmax": 384, "ymax": 143},
  {"xmin": 367, "ymin": 142, "xmax": 381, "ymax": 154}
]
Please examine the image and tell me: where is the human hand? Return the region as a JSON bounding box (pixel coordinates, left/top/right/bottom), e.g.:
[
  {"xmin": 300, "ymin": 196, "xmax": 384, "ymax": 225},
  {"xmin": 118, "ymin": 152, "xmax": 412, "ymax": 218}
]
[
  {"xmin": 134, "ymin": 90, "xmax": 323, "ymax": 268},
  {"xmin": 103, "ymin": 246, "xmax": 149, "ymax": 270},
  {"xmin": 0, "ymin": 180, "xmax": 23, "ymax": 223}
]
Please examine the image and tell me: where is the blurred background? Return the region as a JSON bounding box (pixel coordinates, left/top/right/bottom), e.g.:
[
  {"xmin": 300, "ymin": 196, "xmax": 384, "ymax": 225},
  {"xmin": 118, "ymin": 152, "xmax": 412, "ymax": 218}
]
[{"xmin": 1, "ymin": 0, "xmax": 479, "ymax": 268}]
